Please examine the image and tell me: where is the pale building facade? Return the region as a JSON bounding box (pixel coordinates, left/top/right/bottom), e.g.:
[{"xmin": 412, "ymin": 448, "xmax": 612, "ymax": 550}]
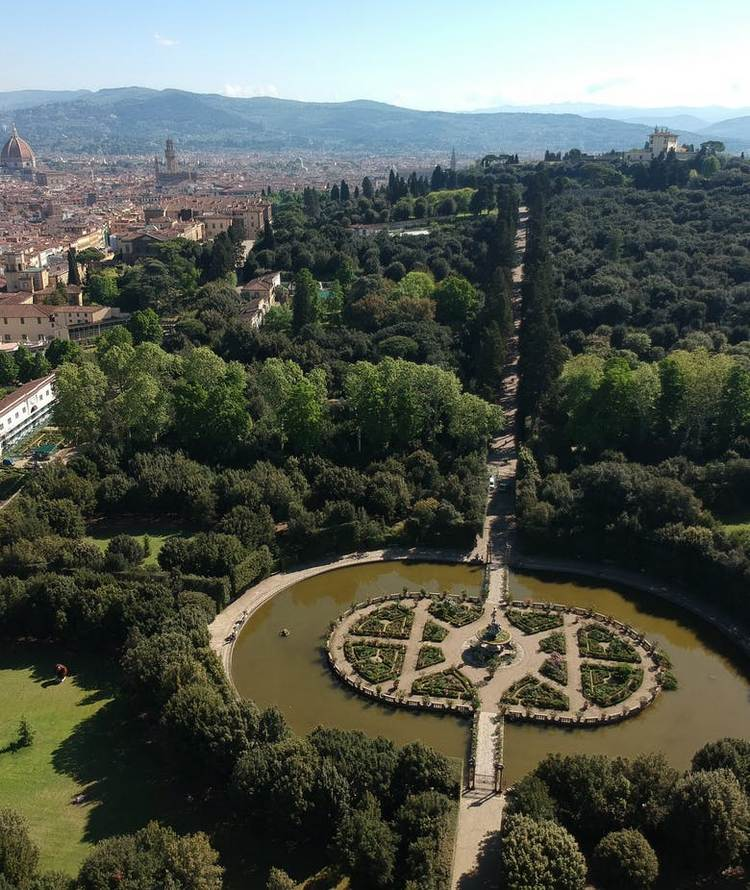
[{"xmin": 0, "ymin": 373, "xmax": 56, "ymax": 454}]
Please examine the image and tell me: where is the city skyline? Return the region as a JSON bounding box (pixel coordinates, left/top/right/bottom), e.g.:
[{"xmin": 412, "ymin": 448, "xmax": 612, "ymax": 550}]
[{"xmin": 2, "ymin": 0, "xmax": 749, "ymax": 112}]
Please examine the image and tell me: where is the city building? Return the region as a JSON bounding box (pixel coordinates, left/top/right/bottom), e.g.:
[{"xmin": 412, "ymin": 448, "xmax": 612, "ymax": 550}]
[
  {"xmin": 154, "ymin": 138, "xmax": 197, "ymax": 187},
  {"xmin": 0, "ymin": 125, "xmax": 36, "ymax": 172},
  {"xmin": 625, "ymin": 127, "xmax": 695, "ymax": 163},
  {"xmin": 0, "ymin": 373, "xmax": 56, "ymax": 455},
  {"xmin": 239, "ymin": 272, "xmax": 281, "ymax": 328}
]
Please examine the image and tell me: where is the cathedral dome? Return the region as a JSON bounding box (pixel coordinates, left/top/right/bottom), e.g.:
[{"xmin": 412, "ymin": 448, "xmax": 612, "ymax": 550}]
[{"xmin": 1, "ymin": 125, "xmax": 36, "ymax": 169}]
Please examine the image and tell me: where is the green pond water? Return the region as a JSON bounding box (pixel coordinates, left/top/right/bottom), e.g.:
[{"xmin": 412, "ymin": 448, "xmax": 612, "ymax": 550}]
[{"xmin": 230, "ymin": 562, "xmax": 750, "ymax": 783}]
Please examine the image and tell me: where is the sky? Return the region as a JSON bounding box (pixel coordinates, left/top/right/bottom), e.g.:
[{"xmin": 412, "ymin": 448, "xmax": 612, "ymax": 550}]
[{"xmin": 2, "ymin": 0, "xmax": 749, "ymax": 111}]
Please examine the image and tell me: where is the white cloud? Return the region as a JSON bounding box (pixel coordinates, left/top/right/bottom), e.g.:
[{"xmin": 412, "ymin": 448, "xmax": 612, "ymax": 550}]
[
  {"xmin": 223, "ymin": 83, "xmax": 280, "ymax": 99},
  {"xmin": 154, "ymin": 33, "xmax": 179, "ymax": 48}
]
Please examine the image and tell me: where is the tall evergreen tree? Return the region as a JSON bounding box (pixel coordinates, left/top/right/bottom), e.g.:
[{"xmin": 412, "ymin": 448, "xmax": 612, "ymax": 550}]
[
  {"xmin": 67, "ymin": 247, "xmax": 82, "ymax": 286},
  {"xmin": 292, "ymin": 269, "xmax": 319, "ymax": 333},
  {"xmin": 340, "ymin": 180, "xmax": 350, "ymax": 202},
  {"xmin": 361, "ymin": 176, "xmax": 374, "ymax": 199}
]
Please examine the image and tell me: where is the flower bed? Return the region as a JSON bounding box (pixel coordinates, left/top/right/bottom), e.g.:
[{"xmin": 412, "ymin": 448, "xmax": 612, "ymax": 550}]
[
  {"xmin": 351, "ymin": 603, "xmax": 414, "ymax": 639},
  {"xmin": 580, "ymin": 662, "xmax": 644, "ymax": 707},
  {"xmin": 422, "ymin": 620, "xmax": 449, "ymax": 643},
  {"xmin": 577, "ymin": 623, "xmax": 641, "ymax": 663},
  {"xmin": 506, "ymin": 608, "xmax": 563, "ymax": 635},
  {"xmin": 344, "ymin": 640, "xmax": 405, "ymax": 684},
  {"xmin": 539, "ymin": 631, "xmax": 566, "ymax": 655},
  {"xmin": 539, "ymin": 656, "xmax": 567, "ymax": 686},
  {"xmin": 412, "ymin": 668, "xmax": 475, "ymax": 700},
  {"xmin": 416, "ymin": 644, "xmax": 445, "ymax": 671},
  {"xmin": 428, "ymin": 598, "xmax": 483, "ymax": 627},
  {"xmin": 501, "ymin": 674, "xmax": 569, "ymax": 710}
]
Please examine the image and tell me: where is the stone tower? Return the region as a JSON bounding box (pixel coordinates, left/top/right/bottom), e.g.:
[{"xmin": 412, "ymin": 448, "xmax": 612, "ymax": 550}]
[{"xmin": 165, "ymin": 138, "xmax": 177, "ymax": 174}]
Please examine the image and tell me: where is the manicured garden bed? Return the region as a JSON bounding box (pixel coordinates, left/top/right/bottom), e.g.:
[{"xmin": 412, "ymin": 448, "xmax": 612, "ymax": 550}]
[
  {"xmin": 577, "ymin": 623, "xmax": 641, "ymax": 663},
  {"xmin": 412, "ymin": 668, "xmax": 475, "ymax": 700},
  {"xmin": 422, "ymin": 620, "xmax": 449, "ymax": 642},
  {"xmin": 352, "ymin": 603, "xmax": 415, "ymax": 639},
  {"xmin": 344, "ymin": 640, "xmax": 406, "ymax": 684},
  {"xmin": 580, "ymin": 662, "xmax": 644, "ymax": 707},
  {"xmin": 538, "ymin": 631, "xmax": 566, "ymax": 655},
  {"xmin": 428, "ymin": 598, "xmax": 482, "ymax": 627},
  {"xmin": 416, "ymin": 645, "xmax": 445, "ymax": 671},
  {"xmin": 501, "ymin": 674, "xmax": 569, "ymax": 710},
  {"xmin": 539, "ymin": 656, "xmax": 567, "ymax": 686},
  {"xmin": 506, "ymin": 608, "xmax": 563, "ymax": 635}
]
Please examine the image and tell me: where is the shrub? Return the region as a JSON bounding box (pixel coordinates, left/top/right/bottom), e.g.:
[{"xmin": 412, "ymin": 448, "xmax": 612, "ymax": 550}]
[
  {"xmin": 352, "ymin": 603, "xmax": 414, "ymax": 639},
  {"xmin": 411, "ymin": 668, "xmax": 475, "ymax": 700},
  {"xmin": 539, "ymin": 631, "xmax": 566, "ymax": 654},
  {"xmin": 506, "ymin": 608, "xmax": 562, "ymax": 635},
  {"xmin": 421, "ymin": 620, "xmax": 448, "ymax": 642},
  {"xmin": 416, "ymin": 645, "xmax": 445, "ymax": 671},
  {"xmin": 580, "ymin": 663, "xmax": 644, "ymax": 707},
  {"xmin": 539, "ymin": 656, "xmax": 567, "ymax": 686},
  {"xmin": 428, "ymin": 597, "xmax": 482, "ymax": 627},
  {"xmin": 577, "ymin": 623, "xmax": 641, "ymax": 663},
  {"xmin": 501, "ymin": 675, "xmax": 569, "ymax": 710},
  {"xmin": 344, "ymin": 641, "xmax": 405, "ymax": 684},
  {"xmin": 105, "ymin": 534, "xmax": 146, "ymax": 567}
]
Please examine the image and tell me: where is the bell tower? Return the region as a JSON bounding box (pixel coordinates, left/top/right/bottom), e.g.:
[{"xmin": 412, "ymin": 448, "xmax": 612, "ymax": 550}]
[{"xmin": 165, "ymin": 138, "xmax": 176, "ymax": 174}]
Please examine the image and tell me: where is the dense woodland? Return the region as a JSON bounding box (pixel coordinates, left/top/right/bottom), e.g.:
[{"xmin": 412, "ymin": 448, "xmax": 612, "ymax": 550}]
[
  {"xmin": 516, "ymin": 165, "xmax": 750, "ymax": 628},
  {"xmin": 1, "ymin": 150, "xmax": 750, "ymax": 888}
]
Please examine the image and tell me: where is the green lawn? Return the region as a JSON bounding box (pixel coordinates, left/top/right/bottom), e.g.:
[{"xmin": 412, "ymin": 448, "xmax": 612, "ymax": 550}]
[
  {"xmin": 0, "ymin": 644, "xmax": 192, "ymax": 876},
  {"xmin": 86, "ymin": 517, "xmax": 197, "ymax": 567}
]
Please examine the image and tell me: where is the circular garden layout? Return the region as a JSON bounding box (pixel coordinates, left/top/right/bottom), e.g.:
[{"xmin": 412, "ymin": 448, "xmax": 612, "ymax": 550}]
[{"xmin": 327, "ymin": 592, "xmax": 674, "ymax": 726}]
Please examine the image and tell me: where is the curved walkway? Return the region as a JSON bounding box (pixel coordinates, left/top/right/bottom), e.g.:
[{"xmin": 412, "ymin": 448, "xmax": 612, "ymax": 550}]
[
  {"xmin": 511, "ymin": 553, "xmax": 750, "ymax": 659},
  {"xmin": 208, "ymin": 546, "xmax": 483, "ymax": 679}
]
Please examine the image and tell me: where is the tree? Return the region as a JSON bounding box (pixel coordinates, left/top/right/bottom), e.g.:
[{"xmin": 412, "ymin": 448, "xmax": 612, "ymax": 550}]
[
  {"xmin": 66, "ymin": 247, "xmax": 81, "ymax": 286},
  {"xmin": 173, "ymin": 348, "xmax": 251, "ymax": 459},
  {"xmin": 0, "ymin": 808, "xmax": 39, "ymax": 889},
  {"xmin": 535, "ymin": 753, "xmax": 631, "ymax": 841},
  {"xmin": 257, "ymin": 359, "xmax": 328, "ymax": 451},
  {"xmin": 76, "ymin": 821, "xmax": 223, "ymax": 890},
  {"xmin": 592, "ymin": 829, "xmax": 659, "ymax": 890},
  {"xmin": 667, "ymin": 769, "xmax": 750, "ymax": 872},
  {"xmin": 391, "ymin": 741, "xmax": 456, "ymax": 804},
  {"xmin": 332, "ymin": 794, "xmax": 397, "ymax": 889},
  {"xmin": 127, "ymin": 309, "xmax": 163, "ymax": 345},
  {"xmin": 692, "ymin": 737, "xmax": 750, "ymax": 796},
  {"xmin": 505, "ymin": 775, "xmax": 556, "ymax": 821},
  {"xmin": 433, "ymin": 275, "xmax": 479, "ymax": 327},
  {"xmin": 361, "ymin": 176, "xmax": 374, "ymax": 199},
  {"xmin": 53, "ymin": 360, "xmax": 107, "ymax": 444},
  {"xmin": 0, "ymin": 353, "xmax": 18, "ymax": 385},
  {"xmin": 266, "ymin": 867, "xmax": 295, "ymax": 890},
  {"xmin": 499, "ymin": 815, "xmax": 586, "ymax": 890},
  {"xmin": 292, "ymin": 269, "xmax": 319, "ymax": 333},
  {"xmin": 45, "ymin": 340, "xmax": 80, "ymax": 368}
]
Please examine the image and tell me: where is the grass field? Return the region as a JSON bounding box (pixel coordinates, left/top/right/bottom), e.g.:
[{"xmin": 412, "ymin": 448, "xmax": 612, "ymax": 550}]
[
  {"xmin": 86, "ymin": 517, "xmax": 197, "ymax": 567},
  {"xmin": 0, "ymin": 644, "xmax": 191, "ymax": 876}
]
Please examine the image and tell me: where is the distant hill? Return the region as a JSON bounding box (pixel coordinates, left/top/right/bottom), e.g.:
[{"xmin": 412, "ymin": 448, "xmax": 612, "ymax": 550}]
[
  {"xmin": 0, "ymin": 89, "xmax": 91, "ymax": 112},
  {"xmin": 0, "ymin": 88, "xmax": 740, "ymax": 156},
  {"xmin": 700, "ymin": 116, "xmax": 750, "ymax": 143}
]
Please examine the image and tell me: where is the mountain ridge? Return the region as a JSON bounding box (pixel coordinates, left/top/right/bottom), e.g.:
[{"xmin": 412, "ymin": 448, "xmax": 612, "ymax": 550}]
[{"xmin": 0, "ymin": 88, "xmax": 746, "ymax": 155}]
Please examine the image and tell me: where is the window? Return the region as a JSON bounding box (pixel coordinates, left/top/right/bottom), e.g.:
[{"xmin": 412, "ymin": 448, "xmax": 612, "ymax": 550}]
[
  {"xmin": 37, "ymin": 317, "xmax": 41, "ymax": 324},
  {"xmin": 3, "ymin": 335, "xmax": 9, "ymax": 342},
  {"xmin": 20, "ymin": 318, "xmax": 24, "ymax": 325}
]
